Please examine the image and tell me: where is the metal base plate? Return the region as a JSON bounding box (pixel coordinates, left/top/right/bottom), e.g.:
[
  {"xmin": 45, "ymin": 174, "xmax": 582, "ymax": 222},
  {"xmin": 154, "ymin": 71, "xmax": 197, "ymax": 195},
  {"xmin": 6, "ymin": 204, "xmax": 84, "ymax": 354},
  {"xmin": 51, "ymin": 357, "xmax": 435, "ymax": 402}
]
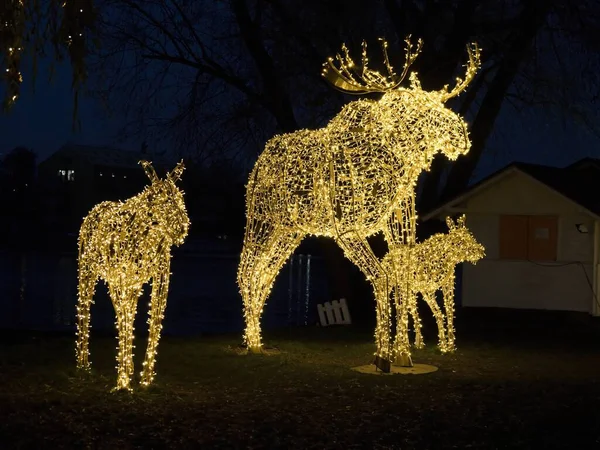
[{"xmin": 351, "ymin": 363, "xmax": 438, "ymax": 375}]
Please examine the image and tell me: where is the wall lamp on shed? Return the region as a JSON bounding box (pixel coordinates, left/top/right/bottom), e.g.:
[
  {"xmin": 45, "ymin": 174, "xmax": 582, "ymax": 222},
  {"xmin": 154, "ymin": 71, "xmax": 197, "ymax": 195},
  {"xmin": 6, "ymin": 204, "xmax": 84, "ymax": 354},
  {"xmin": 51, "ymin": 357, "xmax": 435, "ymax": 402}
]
[{"xmin": 575, "ymin": 223, "xmax": 589, "ymax": 234}]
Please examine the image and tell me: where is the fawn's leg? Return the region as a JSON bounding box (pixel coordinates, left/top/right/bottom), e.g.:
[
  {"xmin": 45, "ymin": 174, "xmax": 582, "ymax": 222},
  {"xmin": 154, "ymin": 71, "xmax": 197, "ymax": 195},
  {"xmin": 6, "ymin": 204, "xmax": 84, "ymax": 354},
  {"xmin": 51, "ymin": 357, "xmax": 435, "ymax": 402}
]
[
  {"xmin": 422, "ymin": 291, "xmax": 448, "ymax": 352},
  {"xmin": 441, "ymin": 278, "xmax": 457, "ymax": 352},
  {"xmin": 408, "ymin": 293, "xmax": 424, "ymax": 349},
  {"xmin": 392, "ymin": 284, "xmax": 413, "ymax": 367}
]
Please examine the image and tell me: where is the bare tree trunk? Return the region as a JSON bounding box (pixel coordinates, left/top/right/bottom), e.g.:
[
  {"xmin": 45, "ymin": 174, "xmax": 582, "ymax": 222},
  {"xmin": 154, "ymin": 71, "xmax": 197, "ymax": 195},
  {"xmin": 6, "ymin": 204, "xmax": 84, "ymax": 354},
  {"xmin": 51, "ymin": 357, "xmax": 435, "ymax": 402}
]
[
  {"xmin": 441, "ymin": 0, "xmax": 552, "ymax": 201},
  {"xmin": 385, "ymin": 0, "xmax": 552, "ymax": 212},
  {"xmin": 385, "ymin": 0, "xmax": 478, "ymax": 213},
  {"xmin": 418, "ymin": 64, "xmax": 489, "ymax": 212},
  {"xmin": 231, "ymin": 0, "xmax": 298, "ymax": 132}
]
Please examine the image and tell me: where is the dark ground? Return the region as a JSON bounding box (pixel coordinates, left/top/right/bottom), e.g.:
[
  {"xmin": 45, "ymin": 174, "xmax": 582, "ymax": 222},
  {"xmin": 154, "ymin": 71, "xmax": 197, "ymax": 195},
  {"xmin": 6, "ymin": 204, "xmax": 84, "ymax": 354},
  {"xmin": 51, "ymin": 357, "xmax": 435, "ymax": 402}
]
[{"xmin": 0, "ymin": 308, "xmax": 599, "ymax": 449}]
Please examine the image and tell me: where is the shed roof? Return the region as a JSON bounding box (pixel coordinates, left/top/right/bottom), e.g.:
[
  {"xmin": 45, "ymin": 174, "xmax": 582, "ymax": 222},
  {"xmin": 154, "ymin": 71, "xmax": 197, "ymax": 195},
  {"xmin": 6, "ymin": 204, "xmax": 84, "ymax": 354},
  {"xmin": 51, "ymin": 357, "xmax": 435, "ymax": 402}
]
[{"xmin": 421, "ymin": 158, "xmax": 600, "ymax": 222}]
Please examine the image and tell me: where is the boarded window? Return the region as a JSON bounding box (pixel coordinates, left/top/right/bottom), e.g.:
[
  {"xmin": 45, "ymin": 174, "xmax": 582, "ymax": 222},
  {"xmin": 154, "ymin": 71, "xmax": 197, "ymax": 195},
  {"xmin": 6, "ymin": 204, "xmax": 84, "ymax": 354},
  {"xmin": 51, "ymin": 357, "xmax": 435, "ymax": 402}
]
[
  {"xmin": 499, "ymin": 215, "xmax": 558, "ymax": 261},
  {"xmin": 528, "ymin": 215, "xmax": 558, "ymax": 261},
  {"xmin": 499, "ymin": 215, "xmax": 528, "ymax": 259}
]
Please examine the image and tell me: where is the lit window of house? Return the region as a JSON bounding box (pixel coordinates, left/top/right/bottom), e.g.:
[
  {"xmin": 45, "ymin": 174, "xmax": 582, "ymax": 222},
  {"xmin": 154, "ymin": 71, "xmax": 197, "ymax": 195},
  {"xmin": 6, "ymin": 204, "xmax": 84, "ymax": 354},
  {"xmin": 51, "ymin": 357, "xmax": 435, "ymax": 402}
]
[{"xmin": 57, "ymin": 169, "xmax": 75, "ymax": 181}]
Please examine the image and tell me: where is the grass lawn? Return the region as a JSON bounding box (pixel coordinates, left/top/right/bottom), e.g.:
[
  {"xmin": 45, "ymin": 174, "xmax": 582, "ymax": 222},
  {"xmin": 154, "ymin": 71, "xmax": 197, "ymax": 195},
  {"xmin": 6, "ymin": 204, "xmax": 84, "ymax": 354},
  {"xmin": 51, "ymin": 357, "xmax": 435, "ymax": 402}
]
[{"xmin": 1, "ymin": 311, "xmax": 599, "ymax": 449}]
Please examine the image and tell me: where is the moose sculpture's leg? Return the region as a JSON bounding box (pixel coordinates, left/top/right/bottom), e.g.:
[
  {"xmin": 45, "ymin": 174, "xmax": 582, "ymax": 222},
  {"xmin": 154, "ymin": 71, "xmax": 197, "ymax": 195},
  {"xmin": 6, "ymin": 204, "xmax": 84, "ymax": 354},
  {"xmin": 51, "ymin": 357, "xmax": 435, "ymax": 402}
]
[
  {"xmin": 239, "ymin": 224, "xmax": 302, "ymax": 352},
  {"xmin": 141, "ymin": 266, "xmax": 170, "ymax": 386},
  {"xmin": 336, "ymin": 232, "xmax": 392, "ymax": 367},
  {"xmin": 441, "ymin": 280, "xmax": 456, "ymax": 352},
  {"xmin": 392, "ymin": 284, "xmax": 413, "ymax": 367},
  {"xmin": 111, "ymin": 287, "xmax": 138, "ymax": 390},
  {"xmin": 75, "ymin": 260, "xmax": 97, "ymax": 370},
  {"xmin": 421, "ymin": 292, "xmax": 448, "ymax": 352}
]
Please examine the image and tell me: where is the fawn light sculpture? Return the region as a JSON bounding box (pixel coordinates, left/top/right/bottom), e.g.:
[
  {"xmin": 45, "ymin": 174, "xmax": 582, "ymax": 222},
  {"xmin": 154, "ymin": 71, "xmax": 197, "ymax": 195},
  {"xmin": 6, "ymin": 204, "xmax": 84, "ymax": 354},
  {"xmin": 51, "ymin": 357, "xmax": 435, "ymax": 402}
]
[
  {"xmin": 380, "ymin": 215, "xmax": 485, "ymax": 363},
  {"xmin": 237, "ymin": 36, "xmax": 480, "ymax": 368},
  {"xmin": 76, "ymin": 160, "xmax": 189, "ymax": 390}
]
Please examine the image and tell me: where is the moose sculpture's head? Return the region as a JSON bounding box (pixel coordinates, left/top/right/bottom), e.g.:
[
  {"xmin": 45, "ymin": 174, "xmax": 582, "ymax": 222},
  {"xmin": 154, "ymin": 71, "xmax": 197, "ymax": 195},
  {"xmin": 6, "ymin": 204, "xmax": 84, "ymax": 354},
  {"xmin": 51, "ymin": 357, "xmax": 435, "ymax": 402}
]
[
  {"xmin": 140, "ymin": 160, "xmax": 190, "ymax": 246},
  {"xmin": 322, "ymin": 36, "xmax": 481, "ymax": 163}
]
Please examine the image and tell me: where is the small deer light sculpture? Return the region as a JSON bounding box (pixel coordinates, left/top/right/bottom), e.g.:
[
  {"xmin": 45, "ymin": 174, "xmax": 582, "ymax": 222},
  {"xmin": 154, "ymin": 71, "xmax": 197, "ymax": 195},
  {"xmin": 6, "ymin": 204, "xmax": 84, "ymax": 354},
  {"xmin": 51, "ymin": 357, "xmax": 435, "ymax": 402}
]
[
  {"xmin": 237, "ymin": 37, "xmax": 480, "ymax": 366},
  {"xmin": 75, "ymin": 160, "xmax": 189, "ymax": 390},
  {"xmin": 381, "ymin": 215, "xmax": 485, "ymax": 360}
]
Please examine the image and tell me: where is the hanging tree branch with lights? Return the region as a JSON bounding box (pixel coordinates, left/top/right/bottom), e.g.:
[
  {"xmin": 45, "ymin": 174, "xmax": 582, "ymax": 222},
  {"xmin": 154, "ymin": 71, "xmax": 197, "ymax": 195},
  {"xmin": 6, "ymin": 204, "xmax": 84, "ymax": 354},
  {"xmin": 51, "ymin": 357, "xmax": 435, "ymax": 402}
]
[{"xmin": 0, "ymin": 0, "xmax": 96, "ymax": 122}]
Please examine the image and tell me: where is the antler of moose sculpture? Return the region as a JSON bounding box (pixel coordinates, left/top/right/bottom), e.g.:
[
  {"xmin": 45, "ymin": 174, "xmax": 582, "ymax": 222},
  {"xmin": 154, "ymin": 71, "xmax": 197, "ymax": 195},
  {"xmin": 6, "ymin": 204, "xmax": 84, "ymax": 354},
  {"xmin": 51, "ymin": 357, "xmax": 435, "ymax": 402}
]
[
  {"xmin": 237, "ymin": 36, "xmax": 481, "ymax": 369},
  {"xmin": 76, "ymin": 160, "xmax": 189, "ymax": 390}
]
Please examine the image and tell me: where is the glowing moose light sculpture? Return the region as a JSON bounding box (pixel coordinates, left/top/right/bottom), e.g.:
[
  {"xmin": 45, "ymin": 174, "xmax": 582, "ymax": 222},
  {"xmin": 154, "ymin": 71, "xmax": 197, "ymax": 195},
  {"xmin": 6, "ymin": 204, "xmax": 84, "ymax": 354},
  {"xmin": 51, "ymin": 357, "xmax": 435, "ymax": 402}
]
[
  {"xmin": 380, "ymin": 215, "xmax": 485, "ymax": 363},
  {"xmin": 75, "ymin": 161, "xmax": 189, "ymax": 390},
  {"xmin": 237, "ymin": 36, "xmax": 481, "ymax": 368}
]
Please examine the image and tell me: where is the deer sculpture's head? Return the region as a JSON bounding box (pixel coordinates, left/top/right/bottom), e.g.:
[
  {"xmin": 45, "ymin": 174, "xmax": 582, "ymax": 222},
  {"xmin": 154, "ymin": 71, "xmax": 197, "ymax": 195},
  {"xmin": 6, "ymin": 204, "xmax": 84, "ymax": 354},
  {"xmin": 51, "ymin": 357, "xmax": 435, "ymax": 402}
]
[
  {"xmin": 445, "ymin": 215, "xmax": 485, "ymax": 264},
  {"xmin": 140, "ymin": 160, "xmax": 190, "ymax": 246},
  {"xmin": 322, "ymin": 37, "xmax": 480, "ymax": 163}
]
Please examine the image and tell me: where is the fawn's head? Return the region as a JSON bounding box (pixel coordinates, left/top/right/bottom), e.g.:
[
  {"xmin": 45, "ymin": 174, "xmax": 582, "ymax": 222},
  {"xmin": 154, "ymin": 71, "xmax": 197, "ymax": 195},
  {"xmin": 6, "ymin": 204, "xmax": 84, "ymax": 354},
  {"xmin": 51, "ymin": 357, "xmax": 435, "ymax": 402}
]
[{"xmin": 444, "ymin": 215, "xmax": 485, "ymax": 264}]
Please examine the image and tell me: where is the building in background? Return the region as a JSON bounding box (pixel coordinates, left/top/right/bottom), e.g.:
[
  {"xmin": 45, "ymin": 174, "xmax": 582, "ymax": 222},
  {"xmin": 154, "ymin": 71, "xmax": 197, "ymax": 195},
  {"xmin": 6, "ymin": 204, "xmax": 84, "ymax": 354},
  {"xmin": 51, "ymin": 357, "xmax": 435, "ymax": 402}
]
[
  {"xmin": 37, "ymin": 143, "xmax": 170, "ymax": 233},
  {"xmin": 422, "ymin": 158, "xmax": 600, "ymax": 317}
]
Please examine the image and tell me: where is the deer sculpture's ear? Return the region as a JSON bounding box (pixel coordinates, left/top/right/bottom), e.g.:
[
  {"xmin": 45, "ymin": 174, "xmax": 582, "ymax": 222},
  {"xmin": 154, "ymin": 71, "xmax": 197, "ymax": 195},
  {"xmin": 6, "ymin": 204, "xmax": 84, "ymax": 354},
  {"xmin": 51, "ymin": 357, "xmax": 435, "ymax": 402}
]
[
  {"xmin": 139, "ymin": 160, "xmax": 158, "ymax": 183},
  {"xmin": 445, "ymin": 216, "xmax": 454, "ymax": 229},
  {"xmin": 457, "ymin": 214, "xmax": 466, "ymax": 227},
  {"xmin": 167, "ymin": 160, "xmax": 185, "ymax": 183}
]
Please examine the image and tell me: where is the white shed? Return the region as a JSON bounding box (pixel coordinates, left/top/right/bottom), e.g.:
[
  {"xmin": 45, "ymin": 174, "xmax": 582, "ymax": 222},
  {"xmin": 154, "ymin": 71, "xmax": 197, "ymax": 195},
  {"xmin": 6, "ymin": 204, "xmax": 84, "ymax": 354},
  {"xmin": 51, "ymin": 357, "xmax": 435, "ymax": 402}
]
[{"xmin": 421, "ymin": 158, "xmax": 600, "ymax": 316}]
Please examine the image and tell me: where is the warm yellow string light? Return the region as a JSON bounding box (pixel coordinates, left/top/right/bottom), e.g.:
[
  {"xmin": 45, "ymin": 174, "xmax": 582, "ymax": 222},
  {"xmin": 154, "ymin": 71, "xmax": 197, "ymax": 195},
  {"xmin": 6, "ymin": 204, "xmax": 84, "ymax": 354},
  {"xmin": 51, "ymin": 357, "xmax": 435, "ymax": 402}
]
[
  {"xmin": 380, "ymin": 215, "xmax": 485, "ymax": 364},
  {"xmin": 237, "ymin": 37, "xmax": 481, "ymax": 369},
  {"xmin": 0, "ymin": 1, "xmax": 25, "ymax": 108},
  {"xmin": 75, "ymin": 160, "xmax": 189, "ymax": 390}
]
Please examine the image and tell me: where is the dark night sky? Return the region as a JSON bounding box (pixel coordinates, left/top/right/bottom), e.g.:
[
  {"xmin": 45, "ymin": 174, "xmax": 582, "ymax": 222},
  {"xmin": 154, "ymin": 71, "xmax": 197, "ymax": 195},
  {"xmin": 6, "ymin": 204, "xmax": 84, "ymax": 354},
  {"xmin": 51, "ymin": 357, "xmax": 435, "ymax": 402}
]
[
  {"xmin": 0, "ymin": 60, "xmax": 132, "ymax": 162},
  {"xmin": 1, "ymin": 57, "xmax": 599, "ymax": 182}
]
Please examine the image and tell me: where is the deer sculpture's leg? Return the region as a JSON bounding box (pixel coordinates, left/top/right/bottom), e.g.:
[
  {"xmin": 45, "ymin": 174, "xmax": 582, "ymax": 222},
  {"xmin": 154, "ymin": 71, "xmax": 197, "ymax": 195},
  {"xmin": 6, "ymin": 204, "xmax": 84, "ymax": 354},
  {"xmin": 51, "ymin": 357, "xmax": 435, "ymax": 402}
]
[
  {"xmin": 336, "ymin": 232, "xmax": 392, "ymax": 368},
  {"xmin": 441, "ymin": 278, "xmax": 457, "ymax": 352},
  {"xmin": 238, "ymin": 224, "xmax": 302, "ymax": 352},
  {"xmin": 111, "ymin": 286, "xmax": 138, "ymax": 391},
  {"xmin": 141, "ymin": 263, "xmax": 170, "ymax": 386},
  {"xmin": 75, "ymin": 258, "xmax": 98, "ymax": 370},
  {"xmin": 421, "ymin": 291, "xmax": 448, "ymax": 352}
]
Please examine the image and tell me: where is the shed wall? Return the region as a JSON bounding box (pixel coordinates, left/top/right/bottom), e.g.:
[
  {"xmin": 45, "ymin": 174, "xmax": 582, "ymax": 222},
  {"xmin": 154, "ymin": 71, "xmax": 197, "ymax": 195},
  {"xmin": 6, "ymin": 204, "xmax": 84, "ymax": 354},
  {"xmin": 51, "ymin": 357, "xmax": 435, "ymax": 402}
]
[{"xmin": 456, "ymin": 171, "xmax": 595, "ymax": 313}]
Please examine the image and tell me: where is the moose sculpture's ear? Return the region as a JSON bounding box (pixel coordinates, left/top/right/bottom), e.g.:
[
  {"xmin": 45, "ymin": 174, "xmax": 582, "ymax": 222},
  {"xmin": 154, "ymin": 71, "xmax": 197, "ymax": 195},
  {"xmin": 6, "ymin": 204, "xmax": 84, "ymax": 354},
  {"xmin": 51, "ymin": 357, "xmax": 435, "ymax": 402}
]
[
  {"xmin": 445, "ymin": 216, "xmax": 454, "ymax": 229},
  {"xmin": 167, "ymin": 160, "xmax": 185, "ymax": 183},
  {"xmin": 139, "ymin": 160, "xmax": 158, "ymax": 183}
]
